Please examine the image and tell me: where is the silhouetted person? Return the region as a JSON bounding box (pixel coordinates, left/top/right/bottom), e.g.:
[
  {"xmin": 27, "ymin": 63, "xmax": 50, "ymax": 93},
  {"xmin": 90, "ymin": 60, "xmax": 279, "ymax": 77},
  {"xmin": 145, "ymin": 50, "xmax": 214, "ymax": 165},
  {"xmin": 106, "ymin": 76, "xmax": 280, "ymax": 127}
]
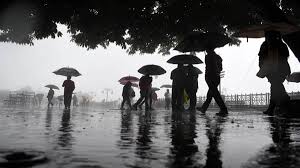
[
  {"xmin": 171, "ymin": 64, "xmax": 186, "ymax": 111},
  {"xmin": 133, "ymin": 74, "xmax": 152, "ymax": 111},
  {"xmin": 62, "ymin": 76, "xmax": 75, "ymax": 110},
  {"xmin": 72, "ymin": 94, "xmax": 78, "ymax": 107},
  {"xmin": 197, "ymin": 47, "xmax": 228, "ymax": 115},
  {"xmin": 185, "ymin": 64, "xmax": 199, "ymax": 111},
  {"xmin": 258, "ymin": 30, "xmax": 290, "ymax": 115},
  {"xmin": 164, "ymin": 89, "xmax": 171, "ymax": 110},
  {"xmin": 120, "ymin": 81, "xmax": 133, "ymax": 110},
  {"xmin": 47, "ymin": 88, "xmax": 54, "ymax": 107}
]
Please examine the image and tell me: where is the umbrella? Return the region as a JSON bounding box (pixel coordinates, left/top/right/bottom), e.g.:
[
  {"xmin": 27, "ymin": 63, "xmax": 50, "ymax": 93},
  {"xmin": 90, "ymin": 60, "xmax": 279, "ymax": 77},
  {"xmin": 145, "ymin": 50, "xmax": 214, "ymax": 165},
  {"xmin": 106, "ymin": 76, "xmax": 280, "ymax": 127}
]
[
  {"xmin": 174, "ymin": 32, "xmax": 233, "ymax": 52},
  {"xmin": 138, "ymin": 64, "xmax": 166, "ymax": 75},
  {"xmin": 287, "ymin": 72, "xmax": 300, "ymax": 83},
  {"xmin": 119, "ymin": 76, "xmax": 139, "ymax": 83},
  {"xmin": 160, "ymin": 84, "xmax": 172, "ymax": 88},
  {"xmin": 167, "ymin": 54, "xmax": 203, "ymax": 64},
  {"xmin": 119, "ymin": 81, "xmax": 139, "ymax": 87},
  {"xmin": 233, "ymin": 22, "xmax": 300, "ymax": 38},
  {"xmin": 45, "ymin": 84, "xmax": 59, "ymax": 90},
  {"xmin": 53, "ymin": 67, "xmax": 81, "ymax": 77},
  {"xmin": 191, "ymin": 66, "xmax": 203, "ymax": 74},
  {"xmin": 151, "ymin": 87, "xmax": 160, "ymax": 91}
]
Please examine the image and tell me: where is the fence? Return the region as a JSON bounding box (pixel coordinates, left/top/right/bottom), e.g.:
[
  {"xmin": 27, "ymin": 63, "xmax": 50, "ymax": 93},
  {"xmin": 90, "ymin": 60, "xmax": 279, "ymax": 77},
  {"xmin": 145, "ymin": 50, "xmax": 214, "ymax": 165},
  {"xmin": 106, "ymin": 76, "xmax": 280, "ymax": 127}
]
[
  {"xmin": 199, "ymin": 91, "xmax": 300, "ymax": 108},
  {"xmin": 3, "ymin": 91, "xmax": 36, "ymax": 106},
  {"xmin": 156, "ymin": 91, "xmax": 300, "ymax": 109}
]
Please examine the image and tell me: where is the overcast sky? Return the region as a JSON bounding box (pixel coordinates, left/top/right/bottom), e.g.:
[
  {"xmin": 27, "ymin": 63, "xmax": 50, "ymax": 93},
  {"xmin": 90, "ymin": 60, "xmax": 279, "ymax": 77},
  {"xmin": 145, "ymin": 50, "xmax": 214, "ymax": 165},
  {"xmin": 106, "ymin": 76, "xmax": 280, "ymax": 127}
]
[{"xmin": 1, "ymin": 25, "xmax": 300, "ymax": 101}]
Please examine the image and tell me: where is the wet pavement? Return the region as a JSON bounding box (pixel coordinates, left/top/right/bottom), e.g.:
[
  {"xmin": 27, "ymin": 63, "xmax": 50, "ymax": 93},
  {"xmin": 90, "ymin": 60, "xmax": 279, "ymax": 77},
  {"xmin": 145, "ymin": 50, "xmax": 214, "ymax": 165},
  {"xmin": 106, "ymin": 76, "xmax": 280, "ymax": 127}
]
[{"xmin": 0, "ymin": 106, "xmax": 299, "ymax": 168}]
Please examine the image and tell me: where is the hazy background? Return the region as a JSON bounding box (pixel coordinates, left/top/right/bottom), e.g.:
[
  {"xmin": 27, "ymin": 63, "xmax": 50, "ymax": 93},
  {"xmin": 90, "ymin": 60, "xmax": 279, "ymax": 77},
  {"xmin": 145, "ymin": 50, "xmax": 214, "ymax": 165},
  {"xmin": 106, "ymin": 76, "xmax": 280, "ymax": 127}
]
[{"xmin": 1, "ymin": 25, "xmax": 300, "ymax": 101}]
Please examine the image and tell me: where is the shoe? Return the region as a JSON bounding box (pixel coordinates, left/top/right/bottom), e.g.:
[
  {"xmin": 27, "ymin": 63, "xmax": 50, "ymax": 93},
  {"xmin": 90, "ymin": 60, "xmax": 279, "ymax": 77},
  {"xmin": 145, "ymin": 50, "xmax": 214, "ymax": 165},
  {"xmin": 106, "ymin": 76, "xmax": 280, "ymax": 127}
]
[
  {"xmin": 216, "ymin": 109, "xmax": 228, "ymax": 116},
  {"xmin": 263, "ymin": 109, "xmax": 274, "ymax": 116},
  {"xmin": 196, "ymin": 107, "xmax": 205, "ymax": 113}
]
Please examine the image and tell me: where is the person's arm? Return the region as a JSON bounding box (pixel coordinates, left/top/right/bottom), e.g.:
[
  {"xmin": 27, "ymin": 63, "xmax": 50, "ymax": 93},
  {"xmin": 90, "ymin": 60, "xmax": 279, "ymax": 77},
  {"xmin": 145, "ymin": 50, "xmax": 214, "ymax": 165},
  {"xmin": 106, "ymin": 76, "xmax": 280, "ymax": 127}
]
[
  {"xmin": 72, "ymin": 82, "xmax": 75, "ymax": 92},
  {"xmin": 258, "ymin": 42, "xmax": 267, "ymax": 68},
  {"xmin": 62, "ymin": 81, "xmax": 65, "ymax": 87}
]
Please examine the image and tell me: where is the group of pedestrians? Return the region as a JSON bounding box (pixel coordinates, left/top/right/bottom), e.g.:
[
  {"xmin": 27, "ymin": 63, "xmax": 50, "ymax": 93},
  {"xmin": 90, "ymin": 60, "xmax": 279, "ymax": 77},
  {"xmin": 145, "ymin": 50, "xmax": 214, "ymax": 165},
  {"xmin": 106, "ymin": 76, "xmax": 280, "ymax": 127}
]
[
  {"xmin": 170, "ymin": 46, "xmax": 227, "ymax": 115},
  {"xmin": 46, "ymin": 76, "xmax": 76, "ymax": 110},
  {"xmin": 120, "ymin": 30, "xmax": 291, "ymax": 116}
]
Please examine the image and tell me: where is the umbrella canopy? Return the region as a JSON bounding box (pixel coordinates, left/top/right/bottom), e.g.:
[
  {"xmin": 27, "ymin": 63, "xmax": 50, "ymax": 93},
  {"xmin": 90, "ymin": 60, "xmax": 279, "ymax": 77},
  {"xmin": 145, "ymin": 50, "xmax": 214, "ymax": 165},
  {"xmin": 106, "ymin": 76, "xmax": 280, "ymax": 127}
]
[
  {"xmin": 233, "ymin": 22, "xmax": 300, "ymax": 38},
  {"xmin": 53, "ymin": 67, "xmax": 81, "ymax": 77},
  {"xmin": 160, "ymin": 84, "xmax": 172, "ymax": 88},
  {"xmin": 174, "ymin": 32, "xmax": 233, "ymax": 52},
  {"xmin": 45, "ymin": 84, "xmax": 59, "ymax": 90},
  {"xmin": 287, "ymin": 72, "xmax": 300, "ymax": 83},
  {"xmin": 167, "ymin": 54, "xmax": 203, "ymax": 64},
  {"xmin": 190, "ymin": 66, "xmax": 203, "ymax": 74},
  {"xmin": 151, "ymin": 87, "xmax": 160, "ymax": 91},
  {"xmin": 119, "ymin": 81, "xmax": 139, "ymax": 87},
  {"xmin": 119, "ymin": 76, "xmax": 139, "ymax": 83},
  {"xmin": 138, "ymin": 64, "xmax": 166, "ymax": 75}
]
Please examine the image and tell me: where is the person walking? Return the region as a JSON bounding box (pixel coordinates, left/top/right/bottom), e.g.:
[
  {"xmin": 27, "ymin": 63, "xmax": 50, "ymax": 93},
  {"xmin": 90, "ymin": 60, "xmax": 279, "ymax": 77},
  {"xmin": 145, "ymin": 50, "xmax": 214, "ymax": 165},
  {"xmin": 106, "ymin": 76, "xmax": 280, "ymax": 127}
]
[
  {"xmin": 185, "ymin": 64, "xmax": 199, "ymax": 111},
  {"xmin": 196, "ymin": 46, "xmax": 228, "ymax": 115},
  {"xmin": 171, "ymin": 64, "xmax": 186, "ymax": 111},
  {"xmin": 164, "ymin": 89, "xmax": 171, "ymax": 110},
  {"xmin": 257, "ymin": 30, "xmax": 290, "ymax": 115},
  {"xmin": 62, "ymin": 76, "xmax": 75, "ymax": 110},
  {"xmin": 132, "ymin": 74, "xmax": 152, "ymax": 111},
  {"xmin": 120, "ymin": 81, "xmax": 133, "ymax": 110},
  {"xmin": 47, "ymin": 88, "xmax": 54, "ymax": 107},
  {"xmin": 72, "ymin": 94, "xmax": 78, "ymax": 107}
]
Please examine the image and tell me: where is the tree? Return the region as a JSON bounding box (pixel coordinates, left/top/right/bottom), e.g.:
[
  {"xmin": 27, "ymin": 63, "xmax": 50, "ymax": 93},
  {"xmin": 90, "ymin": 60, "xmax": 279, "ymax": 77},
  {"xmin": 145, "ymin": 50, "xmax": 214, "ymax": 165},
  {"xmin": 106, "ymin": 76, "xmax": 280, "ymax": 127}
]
[{"xmin": 0, "ymin": 0, "xmax": 299, "ymax": 56}]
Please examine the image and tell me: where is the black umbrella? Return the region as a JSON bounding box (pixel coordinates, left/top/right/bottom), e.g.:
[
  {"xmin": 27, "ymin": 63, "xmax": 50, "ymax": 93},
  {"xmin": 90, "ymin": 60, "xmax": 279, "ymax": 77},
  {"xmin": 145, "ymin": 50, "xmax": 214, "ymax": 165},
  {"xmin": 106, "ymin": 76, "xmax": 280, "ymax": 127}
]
[
  {"xmin": 160, "ymin": 84, "xmax": 172, "ymax": 88},
  {"xmin": 53, "ymin": 67, "xmax": 81, "ymax": 77},
  {"xmin": 174, "ymin": 32, "xmax": 232, "ymax": 52},
  {"xmin": 167, "ymin": 54, "xmax": 203, "ymax": 64},
  {"xmin": 233, "ymin": 22, "xmax": 300, "ymax": 38},
  {"xmin": 287, "ymin": 72, "xmax": 300, "ymax": 83},
  {"xmin": 138, "ymin": 64, "xmax": 166, "ymax": 75}
]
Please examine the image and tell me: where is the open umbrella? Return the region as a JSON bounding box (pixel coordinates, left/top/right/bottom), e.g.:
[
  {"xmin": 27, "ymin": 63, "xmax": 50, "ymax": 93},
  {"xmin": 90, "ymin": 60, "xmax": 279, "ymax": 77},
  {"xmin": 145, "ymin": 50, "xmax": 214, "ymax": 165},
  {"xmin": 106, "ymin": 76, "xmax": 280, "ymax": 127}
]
[
  {"xmin": 287, "ymin": 72, "xmax": 300, "ymax": 83},
  {"xmin": 160, "ymin": 84, "xmax": 172, "ymax": 88},
  {"xmin": 174, "ymin": 32, "xmax": 233, "ymax": 52},
  {"xmin": 119, "ymin": 81, "xmax": 139, "ymax": 88},
  {"xmin": 45, "ymin": 84, "xmax": 59, "ymax": 90},
  {"xmin": 138, "ymin": 64, "xmax": 166, "ymax": 75},
  {"xmin": 191, "ymin": 66, "xmax": 203, "ymax": 74},
  {"xmin": 233, "ymin": 22, "xmax": 300, "ymax": 38},
  {"xmin": 53, "ymin": 67, "xmax": 81, "ymax": 77},
  {"xmin": 151, "ymin": 87, "xmax": 160, "ymax": 91},
  {"xmin": 167, "ymin": 54, "xmax": 203, "ymax": 64},
  {"xmin": 119, "ymin": 76, "xmax": 139, "ymax": 83}
]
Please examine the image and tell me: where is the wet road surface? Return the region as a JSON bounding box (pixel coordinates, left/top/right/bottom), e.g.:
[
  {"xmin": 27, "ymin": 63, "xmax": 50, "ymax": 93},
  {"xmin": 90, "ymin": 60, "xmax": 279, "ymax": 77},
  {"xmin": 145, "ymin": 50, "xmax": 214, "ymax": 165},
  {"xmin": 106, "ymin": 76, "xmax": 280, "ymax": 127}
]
[{"xmin": 0, "ymin": 106, "xmax": 299, "ymax": 168}]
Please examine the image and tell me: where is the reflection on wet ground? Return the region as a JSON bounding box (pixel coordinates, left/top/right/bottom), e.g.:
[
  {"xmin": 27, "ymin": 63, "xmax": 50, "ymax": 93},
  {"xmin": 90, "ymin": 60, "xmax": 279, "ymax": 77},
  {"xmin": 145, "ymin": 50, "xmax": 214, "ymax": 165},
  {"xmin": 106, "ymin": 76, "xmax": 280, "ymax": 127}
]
[{"xmin": 0, "ymin": 106, "xmax": 299, "ymax": 168}]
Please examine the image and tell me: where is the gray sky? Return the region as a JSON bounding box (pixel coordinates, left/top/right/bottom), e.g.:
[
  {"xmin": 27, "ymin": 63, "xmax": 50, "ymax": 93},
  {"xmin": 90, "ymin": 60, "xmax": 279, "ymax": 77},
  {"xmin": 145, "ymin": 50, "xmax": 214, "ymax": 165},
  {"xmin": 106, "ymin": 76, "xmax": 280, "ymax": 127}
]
[{"xmin": 1, "ymin": 25, "xmax": 300, "ymax": 101}]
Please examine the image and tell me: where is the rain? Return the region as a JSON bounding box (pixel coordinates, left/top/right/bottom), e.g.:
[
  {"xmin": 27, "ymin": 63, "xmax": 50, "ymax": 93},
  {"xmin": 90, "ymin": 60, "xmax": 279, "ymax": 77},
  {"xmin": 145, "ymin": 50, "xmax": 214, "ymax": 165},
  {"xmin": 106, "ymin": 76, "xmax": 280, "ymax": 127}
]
[{"xmin": 0, "ymin": 1, "xmax": 300, "ymax": 168}]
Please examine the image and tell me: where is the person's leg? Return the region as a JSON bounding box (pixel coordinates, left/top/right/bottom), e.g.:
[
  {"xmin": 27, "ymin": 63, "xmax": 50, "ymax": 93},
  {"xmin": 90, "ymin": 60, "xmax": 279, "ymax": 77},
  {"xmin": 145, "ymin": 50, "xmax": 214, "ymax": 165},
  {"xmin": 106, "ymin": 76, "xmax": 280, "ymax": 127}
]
[
  {"xmin": 120, "ymin": 97, "xmax": 126, "ymax": 109},
  {"xmin": 209, "ymin": 78, "xmax": 227, "ymax": 114},
  {"xmin": 145, "ymin": 90, "xmax": 150, "ymax": 110},
  {"xmin": 201, "ymin": 88, "xmax": 213, "ymax": 112},
  {"xmin": 176, "ymin": 87, "xmax": 184, "ymax": 111},
  {"xmin": 64, "ymin": 94, "xmax": 68, "ymax": 109},
  {"xmin": 172, "ymin": 86, "xmax": 177, "ymax": 110},
  {"xmin": 269, "ymin": 74, "xmax": 290, "ymax": 113},
  {"xmin": 189, "ymin": 90, "xmax": 197, "ymax": 110},
  {"xmin": 133, "ymin": 91, "xmax": 145, "ymax": 109},
  {"xmin": 126, "ymin": 96, "xmax": 132, "ymax": 109}
]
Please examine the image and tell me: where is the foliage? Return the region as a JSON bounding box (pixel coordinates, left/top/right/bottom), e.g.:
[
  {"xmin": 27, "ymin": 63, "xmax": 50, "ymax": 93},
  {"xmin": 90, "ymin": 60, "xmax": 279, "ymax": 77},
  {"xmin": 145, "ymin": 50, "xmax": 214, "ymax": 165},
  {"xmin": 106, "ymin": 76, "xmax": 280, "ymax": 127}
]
[{"xmin": 0, "ymin": 0, "xmax": 298, "ymax": 54}]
